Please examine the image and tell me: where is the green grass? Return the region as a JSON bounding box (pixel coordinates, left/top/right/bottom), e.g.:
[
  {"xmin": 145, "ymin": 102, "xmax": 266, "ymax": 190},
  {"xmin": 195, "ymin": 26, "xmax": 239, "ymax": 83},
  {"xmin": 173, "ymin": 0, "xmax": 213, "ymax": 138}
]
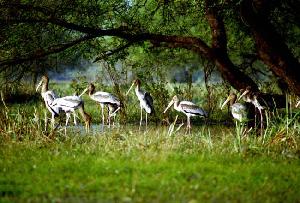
[
  {"xmin": 1, "ymin": 83, "xmax": 300, "ymax": 202},
  {"xmin": 1, "ymin": 125, "xmax": 300, "ymax": 202}
]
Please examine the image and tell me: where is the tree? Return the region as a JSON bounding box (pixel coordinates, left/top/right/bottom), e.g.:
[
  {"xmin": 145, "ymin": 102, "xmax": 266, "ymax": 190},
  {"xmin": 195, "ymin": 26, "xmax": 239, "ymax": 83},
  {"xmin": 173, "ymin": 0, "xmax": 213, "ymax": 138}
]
[
  {"xmin": 0, "ymin": 0, "xmax": 299, "ymax": 95},
  {"xmin": 240, "ymin": 0, "xmax": 300, "ymax": 94}
]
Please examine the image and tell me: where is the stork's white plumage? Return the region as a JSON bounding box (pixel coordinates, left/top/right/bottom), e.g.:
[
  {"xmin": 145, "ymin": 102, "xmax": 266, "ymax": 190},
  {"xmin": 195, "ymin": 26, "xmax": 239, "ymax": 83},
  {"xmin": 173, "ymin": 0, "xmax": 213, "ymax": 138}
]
[
  {"xmin": 221, "ymin": 93, "xmax": 247, "ymax": 122},
  {"xmin": 81, "ymin": 83, "xmax": 121, "ymax": 127},
  {"xmin": 126, "ymin": 79, "xmax": 154, "ymax": 129},
  {"xmin": 163, "ymin": 95, "xmax": 207, "ymax": 133},
  {"xmin": 51, "ymin": 95, "xmax": 91, "ymax": 132}
]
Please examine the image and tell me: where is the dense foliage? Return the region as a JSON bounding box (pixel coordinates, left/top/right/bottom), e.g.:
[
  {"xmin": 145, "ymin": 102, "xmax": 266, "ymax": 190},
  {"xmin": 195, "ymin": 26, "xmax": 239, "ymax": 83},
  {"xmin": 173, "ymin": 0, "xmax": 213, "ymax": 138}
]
[{"xmin": 0, "ymin": 0, "xmax": 299, "ymax": 94}]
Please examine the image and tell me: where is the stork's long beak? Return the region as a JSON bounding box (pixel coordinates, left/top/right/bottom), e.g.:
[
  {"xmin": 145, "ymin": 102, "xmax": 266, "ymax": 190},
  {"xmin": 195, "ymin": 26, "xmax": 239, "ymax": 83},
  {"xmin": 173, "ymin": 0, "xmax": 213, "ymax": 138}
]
[
  {"xmin": 79, "ymin": 87, "xmax": 89, "ymax": 97},
  {"xmin": 163, "ymin": 100, "xmax": 174, "ymax": 114},
  {"xmin": 237, "ymin": 89, "xmax": 249, "ymax": 101},
  {"xmin": 36, "ymin": 79, "xmax": 43, "ymax": 92},
  {"xmin": 221, "ymin": 97, "xmax": 230, "ymax": 110},
  {"xmin": 296, "ymin": 101, "xmax": 300, "ymax": 108},
  {"xmin": 126, "ymin": 82, "xmax": 135, "ymax": 96}
]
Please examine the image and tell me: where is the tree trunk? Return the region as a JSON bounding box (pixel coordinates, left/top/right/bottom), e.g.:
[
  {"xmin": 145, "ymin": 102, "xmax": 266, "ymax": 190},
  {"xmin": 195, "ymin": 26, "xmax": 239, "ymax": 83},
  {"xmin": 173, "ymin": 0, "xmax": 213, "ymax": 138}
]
[
  {"xmin": 205, "ymin": 0, "xmax": 258, "ymax": 91},
  {"xmin": 241, "ymin": 0, "xmax": 300, "ymax": 96}
]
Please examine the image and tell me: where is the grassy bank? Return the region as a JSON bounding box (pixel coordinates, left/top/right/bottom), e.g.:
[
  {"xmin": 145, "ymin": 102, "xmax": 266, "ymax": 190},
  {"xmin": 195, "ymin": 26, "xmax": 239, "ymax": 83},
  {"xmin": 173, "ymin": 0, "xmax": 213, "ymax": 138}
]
[
  {"xmin": 1, "ymin": 82, "xmax": 300, "ymax": 202},
  {"xmin": 1, "ymin": 125, "xmax": 300, "ymax": 202}
]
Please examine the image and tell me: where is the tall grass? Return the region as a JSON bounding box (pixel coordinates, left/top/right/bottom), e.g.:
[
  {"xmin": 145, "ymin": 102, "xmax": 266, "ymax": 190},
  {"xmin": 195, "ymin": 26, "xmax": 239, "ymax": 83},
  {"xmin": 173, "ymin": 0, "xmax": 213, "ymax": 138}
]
[
  {"xmin": 1, "ymin": 108, "xmax": 300, "ymax": 202},
  {"xmin": 1, "ymin": 98, "xmax": 299, "ymax": 156}
]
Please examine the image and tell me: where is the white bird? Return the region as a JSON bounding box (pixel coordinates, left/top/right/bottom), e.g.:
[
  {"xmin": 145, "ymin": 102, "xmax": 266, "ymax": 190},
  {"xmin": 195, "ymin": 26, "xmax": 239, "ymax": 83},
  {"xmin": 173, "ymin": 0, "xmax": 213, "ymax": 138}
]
[
  {"xmin": 51, "ymin": 95, "xmax": 91, "ymax": 132},
  {"xmin": 163, "ymin": 95, "xmax": 207, "ymax": 133},
  {"xmin": 126, "ymin": 79, "xmax": 155, "ymax": 130},
  {"xmin": 221, "ymin": 92, "xmax": 247, "ymax": 122},
  {"xmin": 36, "ymin": 75, "xmax": 78, "ymax": 127},
  {"xmin": 81, "ymin": 83, "xmax": 121, "ymax": 127},
  {"xmin": 36, "ymin": 76, "xmax": 61, "ymax": 127}
]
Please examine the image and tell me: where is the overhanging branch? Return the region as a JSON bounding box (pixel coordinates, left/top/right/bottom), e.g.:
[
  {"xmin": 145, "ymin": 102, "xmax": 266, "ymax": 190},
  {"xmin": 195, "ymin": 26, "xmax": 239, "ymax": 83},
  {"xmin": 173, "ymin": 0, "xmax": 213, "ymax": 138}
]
[
  {"xmin": 93, "ymin": 42, "xmax": 134, "ymax": 62},
  {"xmin": 0, "ymin": 34, "xmax": 97, "ymax": 67}
]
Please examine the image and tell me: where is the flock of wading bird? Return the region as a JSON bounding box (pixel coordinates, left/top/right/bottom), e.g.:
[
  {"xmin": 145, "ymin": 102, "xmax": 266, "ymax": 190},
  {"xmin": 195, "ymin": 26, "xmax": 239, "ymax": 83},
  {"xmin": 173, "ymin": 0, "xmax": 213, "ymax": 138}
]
[{"xmin": 36, "ymin": 75, "xmax": 297, "ymax": 134}]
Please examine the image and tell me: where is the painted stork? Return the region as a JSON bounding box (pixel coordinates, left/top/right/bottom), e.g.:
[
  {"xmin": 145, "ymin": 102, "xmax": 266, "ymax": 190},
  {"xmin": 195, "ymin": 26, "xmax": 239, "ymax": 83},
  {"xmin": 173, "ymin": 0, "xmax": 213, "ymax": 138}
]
[
  {"xmin": 239, "ymin": 86, "xmax": 286, "ymax": 110},
  {"xmin": 163, "ymin": 95, "xmax": 207, "ymax": 133},
  {"xmin": 51, "ymin": 95, "xmax": 91, "ymax": 132},
  {"xmin": 80, "ymin": 83, "xmax": 121, "ymax": 127},
  {"xmin": 36, "ymin": 75, "xmax": 78, "ymax": 127},
  {"xmin": 221, "ymin": 93, "xmax": 247, "ymax": 122},
  {"xmin": 238, "ymin": 86, "xmax": 265, "ymax": 131},
  {"xmin": 238, "ymin": 86, "xmax": 286, "ymax": 132},
  {"xmin": 126, "ymin": 79, "xmax": 154, "ymax": 130},
  {"xmin": 36, "ymin": 76, "xmax": 61, "ymax": 127}
]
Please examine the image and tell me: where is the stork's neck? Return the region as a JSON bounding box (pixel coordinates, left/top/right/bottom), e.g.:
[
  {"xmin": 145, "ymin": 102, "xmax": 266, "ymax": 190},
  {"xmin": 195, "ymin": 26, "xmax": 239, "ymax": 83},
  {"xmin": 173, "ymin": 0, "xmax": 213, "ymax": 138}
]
[
  {"xmin": 135, "ymin": 84, "xmax": 140, "ymax": 93},
  {"xmin": 230, "ymin": 96, "xmax": 237, "ymax": 106},
  {"xmin": 41, "ymin": 82, "xmax": 48, "ymax": 93},
  {"xmin": 173, "ymin": 100, "xmax": 180, "ymax": 111},
  {"xmin": 89, "ymin": 88, "xmax": 95, "ymax": 96}
]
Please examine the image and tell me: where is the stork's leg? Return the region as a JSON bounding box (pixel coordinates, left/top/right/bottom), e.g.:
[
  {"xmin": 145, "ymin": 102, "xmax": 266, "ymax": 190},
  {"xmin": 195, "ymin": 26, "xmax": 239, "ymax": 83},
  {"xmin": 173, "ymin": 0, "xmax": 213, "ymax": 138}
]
[
  {"xmin": 139, "ymin": 106, "xmax": 143, "ymax": 130},
  {"xmin": 64, "ymin": 112, "xmax": 71, "ymax": 134},
  {"xmin": 112, "ymin": 107, "xmax": 120, "ymax": 115},
  {"xmin": 85, "ymin": 122, "xmax": 90, "ymax": 133},
  {"xmin": 185, "ymin": 116, "xmax": 191, "ymax": 134},
  {"xmin": 259, "ymin": 109, "xmax": 263, "ymax": 135},
  {"xmin": 65, "ymin": 112, "xmax": 71, "ymax": 127},
  {"xmin": 101, "ymin": 104, "xmax": 104, "ymax": 125},
  {"xmin": 188, "ymin": 116, "xmax": 191, "ymax": 134},
  {"xmin": 85, "ymin": 123, "xmax": 88, "ymax": 133},
  {"xmin": 145, "ymin": 112, "xmax": 148, "ymax": 130},
  {"xmin": 44, "ymin": 111, "xmax": 48, "ymax": 131},
  {"xmin": 113, "ymin": 114, "xmax": 116, "ymax": 127},
  {"xmin": 51, "ymin": 113, "xmax": 55, "ymax": 128},
  {"xmin": 108, "ymin": 112, "xmax": 111, "ymax": 128},
  {"xmin": 108, "ymin": 108, "xmax": 118, "ymax": 128},
  {"xmin": 73, "ymin": 112, "xmax": 78, "ymax": 126},
  {"xmin": 110, "ymin": 113, "xmax": 115, "ymax": 127},
  {"xmin": 254, "ymin": 108, "xmax": 257, "ymax": 130},
  {"xmin": 100, "ymin": 104, "xmax": 104, "ymax": 129}
]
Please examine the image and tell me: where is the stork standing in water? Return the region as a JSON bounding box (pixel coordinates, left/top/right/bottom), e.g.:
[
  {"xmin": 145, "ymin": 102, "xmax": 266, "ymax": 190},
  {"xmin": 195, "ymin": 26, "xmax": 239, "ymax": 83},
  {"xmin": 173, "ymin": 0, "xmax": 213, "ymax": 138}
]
[
  {"xmin": 80, "ymin": 83, "xmax": 121, "ymax": 128},
  {"xmin": 36, "ymin": 76, "xmax": 61, "ymax": 127},
  {"xmin": 163, "ymin": 95, "xmax": 207, "ymax": 133},
  {"xmin": 36, "ymin": 75, "xmax": 79, "ymax": 127},
  {"xmin": 126, "ymin": 79, "xmax": 154, "ymax": 130},
  {"xmin": 51, "ymin": 96, "xmax": 91, "ymax": 132}
]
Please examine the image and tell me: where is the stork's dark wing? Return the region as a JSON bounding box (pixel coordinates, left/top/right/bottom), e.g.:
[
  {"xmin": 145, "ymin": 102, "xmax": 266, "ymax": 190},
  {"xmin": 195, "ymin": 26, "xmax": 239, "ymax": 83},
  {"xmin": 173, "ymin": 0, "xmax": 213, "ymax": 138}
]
[
  {"xmin": 259, "ymin": 93, "xmax": 286, "ymax": 110},
  {"xmin": 144, "ymin": 92, "xmax": 155, "ymax": 114},
  {"xmin": 180, "ymin": 101, "xmax": 207, "ymax": 117}
]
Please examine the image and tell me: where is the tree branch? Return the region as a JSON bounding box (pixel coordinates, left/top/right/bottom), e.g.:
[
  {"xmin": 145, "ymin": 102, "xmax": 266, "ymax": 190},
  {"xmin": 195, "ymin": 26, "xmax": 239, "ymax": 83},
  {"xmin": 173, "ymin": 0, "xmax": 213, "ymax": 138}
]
[
  {"xmin": 0, "ymin": 35, "xmax": 97, "ymax": 67},
  {"xmin": 241, "ymin": 0, "xmax": 300, "ymax": 95},
  {"xmin": 205, "ymin": 0, "xmax": 258, "ymax": 91},
  {"xmin": 93, "ymin": 42, "xmax": 134, "ymax": 62},
  {"xmin": 1, "ymin": 2, "xmax": 259, "ymax": 92}
]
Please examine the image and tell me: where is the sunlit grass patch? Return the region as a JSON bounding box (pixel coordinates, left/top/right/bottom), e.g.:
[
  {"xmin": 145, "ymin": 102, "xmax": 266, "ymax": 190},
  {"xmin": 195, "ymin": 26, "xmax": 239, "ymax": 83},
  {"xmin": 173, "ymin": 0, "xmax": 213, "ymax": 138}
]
[{"xmin": 1, "ymin": 132, "xmax": 300, "ymax": 202}]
